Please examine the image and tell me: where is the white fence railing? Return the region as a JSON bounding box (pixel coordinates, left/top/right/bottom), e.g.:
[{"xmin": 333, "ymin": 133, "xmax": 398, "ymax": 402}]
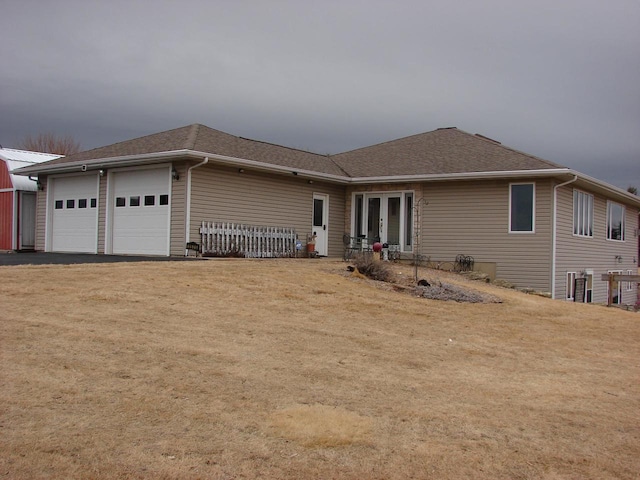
[{"xmin": 200, "ymin": 221, "xmax": 297, "ymax": 258}]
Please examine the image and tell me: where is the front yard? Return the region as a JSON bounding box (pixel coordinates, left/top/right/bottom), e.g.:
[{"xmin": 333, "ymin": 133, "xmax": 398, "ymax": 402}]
[{"xmin": 1, "ymin": 259, "xmax": 638, "ymax": 479}]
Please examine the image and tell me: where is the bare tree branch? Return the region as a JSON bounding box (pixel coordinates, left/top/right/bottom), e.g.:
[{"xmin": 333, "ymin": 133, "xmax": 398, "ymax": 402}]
[{"xmin": 16, "ymin": 133, "xmax": 81, "ymax": 155}]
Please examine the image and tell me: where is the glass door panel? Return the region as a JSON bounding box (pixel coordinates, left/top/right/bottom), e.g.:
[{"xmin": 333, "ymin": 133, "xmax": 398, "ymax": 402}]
[
  {"xmin": 386, "ymin": 196, "xmax": 401, "ymax": 245},
  {"xmin": 367, "ymin": 197, "xmax": 381, "ymax": 242}
]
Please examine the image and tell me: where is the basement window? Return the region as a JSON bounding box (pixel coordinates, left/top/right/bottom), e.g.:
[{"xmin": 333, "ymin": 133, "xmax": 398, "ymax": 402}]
[{"xmin": 566, "ymin": 272, "xmax": 576, "ymax": 301}]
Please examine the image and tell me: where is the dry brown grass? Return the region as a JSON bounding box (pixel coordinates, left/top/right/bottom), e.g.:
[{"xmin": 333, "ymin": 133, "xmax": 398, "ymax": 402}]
[{"xmin": 1, "ymin": 259, "xmax": 639, "ymax": 479}]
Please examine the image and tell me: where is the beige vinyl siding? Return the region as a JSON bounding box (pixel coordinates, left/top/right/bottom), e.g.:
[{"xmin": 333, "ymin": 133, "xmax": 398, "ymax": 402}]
[
  {"xmin": 97, "ymin": 174, "xmax": 107, "ymax": 253},
  {"xmin": 169, "ymin": 162, "xmax": 187, "ymax": 256},
  {"xmin": 554, "ymin": 185, "xmax": 639, "ymax": 304},
  {"xmin": 189, "ymin": 164, "xmax": 345, "ymax": 257},
  {"xmin": 35, "ymin": 175, "xmax": 47, "ymax": 251},
  {"xmin": 420, "ymin": 179, "xmax": 553, "ymax": 292}
]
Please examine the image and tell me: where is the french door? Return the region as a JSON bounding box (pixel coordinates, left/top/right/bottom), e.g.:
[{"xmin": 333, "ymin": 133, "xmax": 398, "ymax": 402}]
[
  {"xmin": 366, "ymin": 195, "xmax": 401, "ymax": 245},
  {"xmin": 354, "ymin": 192, "xmax": 413, "ymax": 250}
]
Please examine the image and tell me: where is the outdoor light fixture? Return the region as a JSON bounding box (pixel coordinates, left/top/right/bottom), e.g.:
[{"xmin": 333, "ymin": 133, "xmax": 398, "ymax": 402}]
[
  {"xmin": 99, "ymin": 169, "xmax": 105, "ymax": 177},
  {"xmin": 171, "ymin": 168, "xmax": 180, "ymax": 181},
  {"xmin": 308, "ymin": 180, "xmax": 314, "ymax": 184},
  {"xmin": 238, "ymin": 168, "xmax": 245, "ymax": 173},
  {"xmin": 36, "ymin": 179, "xmax": 44, "ymax": 191},
  {"xmin": 615, "ymin": 255, "xmax": 623, "ymax": 263}
]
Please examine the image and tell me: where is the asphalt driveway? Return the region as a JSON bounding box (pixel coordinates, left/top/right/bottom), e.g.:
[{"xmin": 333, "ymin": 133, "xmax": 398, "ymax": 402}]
[{"xmin": 0, "ymin": 252, "xmax": 202, "ymax": 266}]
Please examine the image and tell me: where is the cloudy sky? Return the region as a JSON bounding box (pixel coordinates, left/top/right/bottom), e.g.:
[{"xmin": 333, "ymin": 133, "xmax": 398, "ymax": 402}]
[{"xmin": 2, "ymin": 0, "xmax": 638, "ymax": 188}]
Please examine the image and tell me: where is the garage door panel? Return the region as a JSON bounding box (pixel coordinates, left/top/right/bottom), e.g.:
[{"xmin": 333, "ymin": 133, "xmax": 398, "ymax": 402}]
[
  {"xmin": 50, "ymin": 175, "xmax": 98, "ymax": 253},
  {"xmin": 111, "ymin": 168, "xmax": 170, "ymax": 256}
]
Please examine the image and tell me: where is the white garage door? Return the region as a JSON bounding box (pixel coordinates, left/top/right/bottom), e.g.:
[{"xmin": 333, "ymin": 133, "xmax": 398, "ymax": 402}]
[
  {"xmin": 50, "ymin": 175, "xmax": 99, "ymax": 253},
  {"xmin": 111, "ymin": 168, "xmax": 170, "ymax": 255}
]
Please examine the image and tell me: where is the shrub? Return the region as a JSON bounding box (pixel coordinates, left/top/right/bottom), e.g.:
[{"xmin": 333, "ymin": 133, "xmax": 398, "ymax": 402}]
[{"xmin": 352, "ymin": 255, "xmax": 395, "ymax": 282}]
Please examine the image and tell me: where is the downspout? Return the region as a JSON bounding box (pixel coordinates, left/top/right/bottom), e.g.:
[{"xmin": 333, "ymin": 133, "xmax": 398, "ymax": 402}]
[
  {"xmin": 551, "ymin": 175, "xmax": 578, "ymax": 299},
  {"xmin": 184, "ymin": 157, "xmax": 209, "ymax": 255}
]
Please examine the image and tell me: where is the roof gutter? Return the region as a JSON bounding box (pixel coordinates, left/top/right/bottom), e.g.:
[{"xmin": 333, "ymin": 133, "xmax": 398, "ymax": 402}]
[
  {"xmin": 14, "ymin": 150, "xmax": 638, "ymax": 207},
  {"xmin": 188, "ymin": 151, "xmax": 351, "ymax": 184},
  {"xmin": 11, "ymin": 150, "xmax": 191, "ymax": 176},
  {"xmin": 551, "ymin": 175, "xmax": 578, "ymax": 299},
  {"xmin": 12, "ymin": 149, "xmax": 353, "ymax": 184},
  {"xmin": 185, "ymin": 157, "xmax": 209, "ymax": 255},
  {"xmin": 348, "ymin": 168, "xmax": 573, "ymax": 184}
]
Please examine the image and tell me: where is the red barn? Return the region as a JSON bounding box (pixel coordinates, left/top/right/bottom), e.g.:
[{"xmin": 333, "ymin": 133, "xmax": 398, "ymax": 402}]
[{"xmin": 0, "ymin": 148, "xmax": 61, "ymax": 251}]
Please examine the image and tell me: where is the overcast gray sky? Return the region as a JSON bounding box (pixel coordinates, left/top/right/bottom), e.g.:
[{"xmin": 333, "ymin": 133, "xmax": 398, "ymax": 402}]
[{"xmin": 2, "ymin": 0, "xmax": 638, "ymax": 189}]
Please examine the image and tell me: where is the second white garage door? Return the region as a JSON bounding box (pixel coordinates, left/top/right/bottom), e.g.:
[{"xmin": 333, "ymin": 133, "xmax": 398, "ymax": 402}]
[{"xmin": 110, "ymin": 167, "xmax": 171, "ymax": 255}]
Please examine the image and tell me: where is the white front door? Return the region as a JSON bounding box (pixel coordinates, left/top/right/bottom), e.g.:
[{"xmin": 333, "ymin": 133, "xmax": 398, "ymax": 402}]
[
  {"xmin": 608, "ymin": 270, "xmax": 622, "ymax": 305},
  {"xmin": 312, "ymin": 193, "xmax": 329, "ymax": 256},
  {"xmin": 49, "ymin": 174, "xmax": 99, "ymax": 253}
]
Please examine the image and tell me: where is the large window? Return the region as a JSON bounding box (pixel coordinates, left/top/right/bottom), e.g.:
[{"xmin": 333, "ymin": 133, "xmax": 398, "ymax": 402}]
[
  {"xmin": 573, "ymin": 190, "xmax": 593, "ymax": 237},
  {"xmin": 606, "ymin": 202, "xmax": 625, "ymax": 241},
  {"xmin": 509, "ymin": 183, "xmax": 535, "ymax": 233}
]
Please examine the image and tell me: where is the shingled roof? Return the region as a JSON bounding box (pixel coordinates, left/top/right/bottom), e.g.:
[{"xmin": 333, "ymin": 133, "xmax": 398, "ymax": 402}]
[
  {"xmin": 16, "ymin": 124, "xmax": 567, "ymax": 180},
  {"xmin": 40, "ymin": 124, "xmax": 347, "ymax": 177},
  {"xmin": 331, "ymin": 127, "xmax": 565, "ymax": 177}
]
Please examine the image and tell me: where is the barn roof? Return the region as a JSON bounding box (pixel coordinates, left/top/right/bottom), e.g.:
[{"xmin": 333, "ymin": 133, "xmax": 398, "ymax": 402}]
[{"xmin": 0, "ymin": 148, "xmax": 62, "ymax": 191}]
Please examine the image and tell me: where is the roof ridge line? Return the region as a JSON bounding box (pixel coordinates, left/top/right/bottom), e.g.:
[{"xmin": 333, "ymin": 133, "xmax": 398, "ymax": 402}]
[
  {"xmin": 334, "ymin": 127, "xmax": 455, "ymax": 156},
  {"xmin": 236, "ymin": 135, "xmax": 327, "ymax": 157},
  {"xmin": 185, "ymin": 124, "xmax": 201, "ymax": 149},
  {"xmin": 455, "ymin": 129, "xmax": 566, "ymax": 169}
]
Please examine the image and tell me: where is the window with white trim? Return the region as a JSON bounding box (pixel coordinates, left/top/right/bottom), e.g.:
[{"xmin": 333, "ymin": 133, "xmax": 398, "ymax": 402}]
[
  {"xmin": 566, "ymin": 272, "xmax": 576, "ymax": 301},
  {"xmin": 584, "ymin": 271, "xmax": 593, "ymax": 303},
  {"xmin": 626, "ymin": 270, "xmax": 634, "ymax": 292},
  {"xmin": 573, "ymin": 190, "xmax": 593, "ymax": 237},
  {"xmin": 606, "ymin": 202, "xmax": 625, "ymax": 241},
  {"xmin": 509, "ymin": 183, "xmax": 535, "ymax": 233},
  {"xmin": 404, "ymin": 192, "xmax": 413, "ymax": 250}
]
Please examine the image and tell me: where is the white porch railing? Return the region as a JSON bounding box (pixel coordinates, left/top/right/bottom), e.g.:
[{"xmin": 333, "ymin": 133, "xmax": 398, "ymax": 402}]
[{"xmin": 200, "ymin": 221, "xmax": 297, "ymax": 258}]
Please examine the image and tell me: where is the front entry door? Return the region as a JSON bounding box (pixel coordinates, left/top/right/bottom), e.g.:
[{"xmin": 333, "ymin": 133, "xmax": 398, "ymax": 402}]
[
  {"xmin": 366, "ymin": 194, "xmax": 401, "ymax": 245},
  {"xmin": 312, "ymin": 193, "xmax": 329, "ymax": 256}
]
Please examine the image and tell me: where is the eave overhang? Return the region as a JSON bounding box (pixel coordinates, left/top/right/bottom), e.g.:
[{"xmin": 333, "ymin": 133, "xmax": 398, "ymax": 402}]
[{"xmin": 13, "ymin": 150, "xmax": 640, "ymax": 208}]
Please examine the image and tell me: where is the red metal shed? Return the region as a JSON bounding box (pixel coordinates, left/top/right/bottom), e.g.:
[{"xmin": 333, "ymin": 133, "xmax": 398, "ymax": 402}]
[{"xmin": 0, "ymin": 148, "xmax": 61, "ymax": 251}]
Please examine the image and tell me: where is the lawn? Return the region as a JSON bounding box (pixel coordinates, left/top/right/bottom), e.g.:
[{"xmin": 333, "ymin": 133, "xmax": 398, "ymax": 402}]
[{"xmin": 1, "ymin": 259, "xmax": 638, "ymax": 479}]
